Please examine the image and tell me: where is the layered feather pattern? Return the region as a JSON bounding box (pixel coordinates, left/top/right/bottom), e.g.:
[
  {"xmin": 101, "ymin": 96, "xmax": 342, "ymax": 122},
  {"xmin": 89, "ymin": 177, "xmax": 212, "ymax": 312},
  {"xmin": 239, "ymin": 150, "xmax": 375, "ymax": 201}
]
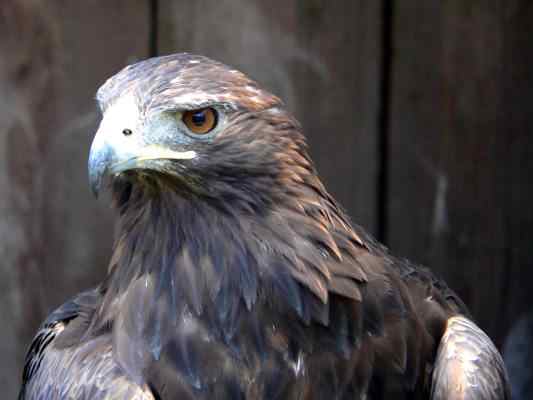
[{"xmin": 19, "ymin": 53, "xmax": 507, "ymax": 400}]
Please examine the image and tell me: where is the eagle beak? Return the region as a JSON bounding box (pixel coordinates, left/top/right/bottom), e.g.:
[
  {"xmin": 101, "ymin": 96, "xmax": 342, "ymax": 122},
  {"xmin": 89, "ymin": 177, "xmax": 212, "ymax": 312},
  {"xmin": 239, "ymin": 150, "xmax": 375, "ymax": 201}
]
[
  {"xmin": 88, "ymin": 129, "xmax": 114, "ymax": 197},
  {"xmin": 88, "ymin": 127, "xmax": 197, "ymax": 197}
]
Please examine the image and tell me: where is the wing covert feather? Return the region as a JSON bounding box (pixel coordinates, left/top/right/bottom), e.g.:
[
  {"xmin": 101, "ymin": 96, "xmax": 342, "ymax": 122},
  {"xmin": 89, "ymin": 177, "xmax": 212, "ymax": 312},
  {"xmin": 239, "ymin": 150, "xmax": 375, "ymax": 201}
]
[{"xmin": 431, "ymin": 316, "xmax": 510, "ymax": 400}]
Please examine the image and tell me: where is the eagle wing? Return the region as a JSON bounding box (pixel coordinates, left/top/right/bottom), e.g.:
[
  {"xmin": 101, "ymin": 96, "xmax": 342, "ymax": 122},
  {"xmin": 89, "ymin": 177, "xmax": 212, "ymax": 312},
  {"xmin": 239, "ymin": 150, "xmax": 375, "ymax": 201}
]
[
  {"xmin": 20, "ymin": 289, "xmax": 98, "ymax": 393},
  {"xmin": 19, "ymin": 289, "xmax": 156, "ymax": 400},
  {"xmin": 431, "ymin": 316, "xmax": 511, "ymax": 400}
]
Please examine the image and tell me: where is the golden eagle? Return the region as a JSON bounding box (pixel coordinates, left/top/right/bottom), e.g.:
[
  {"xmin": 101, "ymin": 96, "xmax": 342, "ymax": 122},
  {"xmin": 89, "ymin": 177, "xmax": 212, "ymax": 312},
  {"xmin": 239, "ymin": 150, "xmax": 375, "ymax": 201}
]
[{"xmin": 19, "ymin": 53, "xmax": 509, "ymax": 399}]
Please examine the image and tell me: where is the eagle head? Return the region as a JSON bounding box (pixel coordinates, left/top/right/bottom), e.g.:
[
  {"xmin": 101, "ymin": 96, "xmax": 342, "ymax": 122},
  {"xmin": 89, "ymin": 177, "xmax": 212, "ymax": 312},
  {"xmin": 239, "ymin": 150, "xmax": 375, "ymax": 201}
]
[{"xmin": 88, "ymin": 53, "xmax": 309, "ymax": 210}]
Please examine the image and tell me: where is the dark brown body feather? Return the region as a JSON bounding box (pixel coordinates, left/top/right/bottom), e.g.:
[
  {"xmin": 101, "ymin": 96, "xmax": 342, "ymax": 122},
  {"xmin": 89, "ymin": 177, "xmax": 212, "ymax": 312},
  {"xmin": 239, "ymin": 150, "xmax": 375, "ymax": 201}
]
[
  {"xmin": 20, "ymin": 166, "xmax": 467, "ymax": 399},
  {"xmin": 19, "ymin": 53, "xmax": 509, "ymax": 399}
]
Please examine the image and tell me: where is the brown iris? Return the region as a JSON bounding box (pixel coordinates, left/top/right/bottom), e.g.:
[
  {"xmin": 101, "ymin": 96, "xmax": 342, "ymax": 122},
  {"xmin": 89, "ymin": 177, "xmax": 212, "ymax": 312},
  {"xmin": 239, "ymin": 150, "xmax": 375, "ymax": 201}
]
[{"xmin": 182, "ymin": 107, "xmax": 218, "ymax": 135}]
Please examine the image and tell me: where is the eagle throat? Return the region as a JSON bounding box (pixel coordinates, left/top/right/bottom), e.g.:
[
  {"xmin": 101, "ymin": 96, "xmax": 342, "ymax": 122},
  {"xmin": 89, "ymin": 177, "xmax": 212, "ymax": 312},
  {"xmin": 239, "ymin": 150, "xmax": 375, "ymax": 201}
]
[{"xmin": 90, "ymin": 119, "xmax": 374, "ymax": 385}]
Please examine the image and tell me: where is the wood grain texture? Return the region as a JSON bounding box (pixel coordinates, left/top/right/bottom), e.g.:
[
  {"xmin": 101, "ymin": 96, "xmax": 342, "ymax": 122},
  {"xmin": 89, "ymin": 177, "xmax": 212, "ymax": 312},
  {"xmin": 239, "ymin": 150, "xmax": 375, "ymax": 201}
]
[
  {"xmin": 387, "ymin": 1, "xmax": 533, "ymax": 347},
  {"xmin": 0, "ymin": 0, "xmax": 149, "ymax": 396},
  {"xmin": 158, "ymin": 0, "xmax": 382, "ymax": 233}
]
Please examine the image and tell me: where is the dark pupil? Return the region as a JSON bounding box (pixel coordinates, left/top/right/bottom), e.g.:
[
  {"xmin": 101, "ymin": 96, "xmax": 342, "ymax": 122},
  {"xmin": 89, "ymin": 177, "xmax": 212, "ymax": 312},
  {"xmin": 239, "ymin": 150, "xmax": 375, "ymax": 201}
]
[{"xmin": 191, "ymin": 111, "xmax": 206, "ymax": 126}]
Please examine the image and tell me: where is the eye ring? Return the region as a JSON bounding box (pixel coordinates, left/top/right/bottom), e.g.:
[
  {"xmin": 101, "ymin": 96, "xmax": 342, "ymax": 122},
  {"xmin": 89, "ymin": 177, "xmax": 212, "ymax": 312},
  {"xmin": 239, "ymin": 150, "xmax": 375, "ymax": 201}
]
[
  {"xmin": 182, "ymin": 108, "xmax": 218, "ymax": 135},
  {"xmin": 122, "ymin": 128, "xmax": 133, "ymax": 136}
]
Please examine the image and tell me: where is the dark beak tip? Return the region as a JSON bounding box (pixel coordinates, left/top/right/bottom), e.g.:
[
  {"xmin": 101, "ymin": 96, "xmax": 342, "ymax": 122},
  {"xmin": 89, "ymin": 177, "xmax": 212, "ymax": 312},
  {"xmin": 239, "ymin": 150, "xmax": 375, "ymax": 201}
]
[
  {"xmin": 88, "ymin": 168, "xmax": 102, "ymax": 198},
  {"xmin": 90, "ymin": 181, "xmax": 100, "ymax": 198},
  {"xmin": 88, "ymin": 140, "xmax": 113, "ymax": 198}
]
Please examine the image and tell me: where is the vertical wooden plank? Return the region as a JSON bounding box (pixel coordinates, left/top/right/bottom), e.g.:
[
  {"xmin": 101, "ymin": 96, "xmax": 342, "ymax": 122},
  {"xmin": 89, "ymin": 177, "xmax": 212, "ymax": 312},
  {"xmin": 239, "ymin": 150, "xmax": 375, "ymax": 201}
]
[
  {"xmin": 498, "ymin": 0, "xmax": 533, "ymax": 372},
  {"xmin": 0, "ymin": 0, "xmax": 149, "ymax": 396},
  {"xmin": 158, "ymin": 0, "xmax": 382, "ymax": 234},
  {"xmin": 387, "ymin": 1, "xmax": 533, "ymax": 346},
  {"xmin": 0, "ymin": 4, "xmax": 54, "ymax": 395}
]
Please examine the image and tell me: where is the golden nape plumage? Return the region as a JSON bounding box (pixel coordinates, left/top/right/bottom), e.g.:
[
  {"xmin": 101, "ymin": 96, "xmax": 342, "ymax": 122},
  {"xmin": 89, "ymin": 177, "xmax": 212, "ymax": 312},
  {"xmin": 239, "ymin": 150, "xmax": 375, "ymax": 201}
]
[{"xmin": 19, "ymin": 53, "xmax": 509, "ymax": 399}]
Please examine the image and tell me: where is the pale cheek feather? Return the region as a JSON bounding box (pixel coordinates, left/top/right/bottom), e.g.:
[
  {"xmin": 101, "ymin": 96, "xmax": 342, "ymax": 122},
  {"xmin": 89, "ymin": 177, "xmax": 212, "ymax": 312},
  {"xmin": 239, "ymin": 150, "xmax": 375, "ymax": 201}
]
[
  {"xmin": 103, "ymin": 94, "xmax": 140, "ymax": 133},
  {"xmin": 98, "ymin": 94, "xmax": 145, "ymax": 152}
]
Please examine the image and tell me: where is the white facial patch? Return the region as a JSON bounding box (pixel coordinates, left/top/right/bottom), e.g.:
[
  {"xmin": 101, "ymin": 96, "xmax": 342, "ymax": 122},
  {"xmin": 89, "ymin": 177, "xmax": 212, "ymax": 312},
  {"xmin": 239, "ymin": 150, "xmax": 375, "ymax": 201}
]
[{"xmin": 98, "ymin": 94, "xmax": 142, "ymax": 150}]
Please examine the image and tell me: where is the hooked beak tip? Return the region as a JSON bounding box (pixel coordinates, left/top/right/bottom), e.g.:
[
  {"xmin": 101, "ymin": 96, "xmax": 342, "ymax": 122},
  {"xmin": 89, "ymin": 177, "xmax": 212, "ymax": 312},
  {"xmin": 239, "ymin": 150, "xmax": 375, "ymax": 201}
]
[
  {"xmin": 88, "ymin": 141, "xmax": 112, "ymax": 198},
  {"xmin": 90, "ymin": 176, "xmax": 101, "ymax": 198},
  {"xmin": 88, "ymin": 165, "xmax": 104, "ymax": 198}
]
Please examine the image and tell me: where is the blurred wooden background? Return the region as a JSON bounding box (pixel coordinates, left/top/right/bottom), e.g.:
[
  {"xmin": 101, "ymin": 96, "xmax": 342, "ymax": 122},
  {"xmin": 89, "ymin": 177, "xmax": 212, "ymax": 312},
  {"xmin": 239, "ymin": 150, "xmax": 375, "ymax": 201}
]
[{"xmin": 1, "ymin": 0, "xmax": 532, "ymax": 397}]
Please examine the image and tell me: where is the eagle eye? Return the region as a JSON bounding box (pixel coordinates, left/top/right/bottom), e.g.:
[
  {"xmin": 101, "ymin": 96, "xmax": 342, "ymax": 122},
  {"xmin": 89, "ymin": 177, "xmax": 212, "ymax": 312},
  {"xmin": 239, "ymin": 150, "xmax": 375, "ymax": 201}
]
[
  {"xmin": 183, "ymin": 108, "xmax": 217, "ymax": 135},
  {"xmin": 122, "ymin": 128, "xmax": 133, "ymax": 136}
]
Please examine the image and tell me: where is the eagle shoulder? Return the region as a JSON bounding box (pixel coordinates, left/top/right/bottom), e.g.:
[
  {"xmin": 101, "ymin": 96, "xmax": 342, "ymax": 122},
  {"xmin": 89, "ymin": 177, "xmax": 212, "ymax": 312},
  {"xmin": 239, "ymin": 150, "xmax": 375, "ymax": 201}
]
[{"xmin": 19, "ymin": 288, "xmax": 156, "ymax": 400}]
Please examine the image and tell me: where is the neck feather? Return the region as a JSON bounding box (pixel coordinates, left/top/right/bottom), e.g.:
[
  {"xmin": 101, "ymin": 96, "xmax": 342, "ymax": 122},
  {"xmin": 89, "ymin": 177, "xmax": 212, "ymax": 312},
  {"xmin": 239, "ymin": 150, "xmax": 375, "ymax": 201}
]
[{"xmin": 91, "ymin": 162, "xmax": 376, "ymax": 382}]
